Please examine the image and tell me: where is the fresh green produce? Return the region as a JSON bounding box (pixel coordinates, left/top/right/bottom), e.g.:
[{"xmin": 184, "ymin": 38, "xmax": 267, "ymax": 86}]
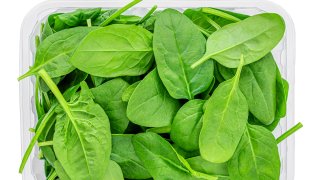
[
  {"xmin": 153, "ymin": 9, "xmax": 214, "ymax": 99},
  {"xmin": 18, "ymin": 1, "xmax": 302, "ymax": 179}
]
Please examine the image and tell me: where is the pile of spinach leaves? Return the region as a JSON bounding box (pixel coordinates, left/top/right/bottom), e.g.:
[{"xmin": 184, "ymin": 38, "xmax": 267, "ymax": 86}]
[{"xmin": 18, "ymin": 0, "xmax": 303, "ymax": 179}]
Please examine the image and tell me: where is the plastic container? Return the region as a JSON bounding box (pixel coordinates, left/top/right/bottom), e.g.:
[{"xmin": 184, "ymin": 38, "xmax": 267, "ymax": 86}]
[{"xmin": 19, "ymin": 0, "xmax": 296, "ymax": 179}]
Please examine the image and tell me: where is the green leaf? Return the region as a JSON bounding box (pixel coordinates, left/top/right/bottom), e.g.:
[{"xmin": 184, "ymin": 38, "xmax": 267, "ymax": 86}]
[
  {"xmin": 127, "ymin": 69, "xmax": 180, "ymax": 127},
  {"xmin": 111, "ymin": 134, "xmax": 151, "ymax": 179},
  {"xmin": 218, "ymin": 54, "xmax": 278, "ymax": 125},
  {"xmin": 153, "ymin": 9, "xmax": 214, "ymax": 99},
  {"xmin": 132, "ymin": 132, "xmax": 196, "ymax": 180},
  {"xmin": 53, "ymin": 8, "xmax": 101, "ymax": 31},
  {"xmin": 19, "ymin": 27, "xmax": 97, "ymax": 80},
  {"xmin": 69, "ymin": 24, "xmax": 154, "ymax": 78},
  {"xmin": 171, "ymin": 99, "xmax": 205, "ymax": 151},
  {"xmin": 53, "ymin": 82, "xmax": 111, "ymax": 180},
  {"xmin": 228, "ymin": 124, "xmax": 280, "ymax": 180},
  {"xmin": 91, "ymin": 78, "xmax": 130, "ymax": 133},
  {"xmin": 199, "ymin": 55, "xmax": 248, "ymax": 163},
  {"xmin": 104, "ymin": 160, "xmax": 124, "ymax": 180},
  {"xmin": 192, "ymin": 13, "xmax": 285, "ymax": 68}
]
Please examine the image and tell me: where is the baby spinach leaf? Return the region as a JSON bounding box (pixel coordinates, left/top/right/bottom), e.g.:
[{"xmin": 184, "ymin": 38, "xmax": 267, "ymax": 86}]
[
  {"xmin": 187, "ymin": 156, "xmax": 229, "ymax": 178},
  {"xmin": 111, "ymin": 134, "xmax": 151, "ymax": 179},
  {"xmin": 104, "ymin": 160, "xmax": 124, "ymax": 180},
  {"xmin": 171, "ymin": 99, "xmax": 205, "ymax": 151},
  {"xmin": 91, "ymin": 78, "xmax": 130, "ymax": 134},
  {"xmin": 132, "ymin": 132, "xmax": 197, "ymax": 180},
  {"xmin": 121, "ymin": 80, "xmax": 141, "ymax": 102},
  {"xmin": 19, "ymin": 27, "xmax": 97, "ymax": 80},
  {"xmin": 69, "ymin": 24, "xmax": 154, "ymax": 78},
  {"xmin": 228, "ymin": 124, "xmax": 280, "ymax": 180},
  {"xmin": 192, "ymin": 13, "xmax": 285, "ymax": 68},
  {"xmin": 199, "ymin": 55, "xmax": 248, "ymax": 163},
  {"xmin": 153, "ymin": 9, "xmax": 214, "ymax": 99},
  {"xmin": 127, "ymin": 69, "xmax": 180, "ymax": 127},
  {"xmin": 52, "ymin": 82, "xmax": 111, "ymax": 180},
  {"xmin": 218, "ymin": 54, "xmax": 278, "ymax": 125},
  {"xmin": 53, "ymin": 8, "xmax": 101, "ymax": 31}
]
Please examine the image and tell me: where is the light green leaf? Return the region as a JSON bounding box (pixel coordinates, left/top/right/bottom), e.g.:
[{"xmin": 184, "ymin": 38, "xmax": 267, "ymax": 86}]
[
  {"xmin": 199, "ymin": 55, "xmax": 248, "ymax": 163},
  {"xmin": 53, "ymin": 82, "xmax": 111, "ymax": 180},
  {"xmin": 171, "ymin": 99, "xmax": 205, "ymax": 151},
  {"xmin": 228, "ymin": 124, "xmax": 280, "ymax": 180},
  {"xmin": 70, "ymin": 24, "xmax": 154, "ymax": 77},
  {"xmin": 91, "ymin": 78, "xmax": 130, "ymax": 133},
  {"xmin": 153, "ymin": 9, "xmax": 214, "ymax": 100},
  {"xmin": 127, "ymin": 69, "xmax": 180, "ymax": 127},
  {"xmin": 192, "ymin": 13, "xmax": 285, "ymax": 68}
]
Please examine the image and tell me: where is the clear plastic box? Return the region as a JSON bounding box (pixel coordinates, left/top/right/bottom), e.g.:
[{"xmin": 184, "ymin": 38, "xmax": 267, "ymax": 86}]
[{"xmin": 19, "ymin": 0, "xmax": 296, "ymax": 179}]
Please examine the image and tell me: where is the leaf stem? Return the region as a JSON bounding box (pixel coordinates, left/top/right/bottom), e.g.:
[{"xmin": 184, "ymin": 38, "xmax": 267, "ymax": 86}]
[
  {"xmin": 203, "ymin": 14, "xmax": 221, "ymax": 30},
  {"xmin": 47, "ymin": 170, "xmax": 57, "ymax": 180},
  {"xmin": 99, "ymin": 0, "xmax": 142, "ymax": 27},
  {"xmin": 19, "ymin": 107, "xmax": 55, "ymax": 173},
  {"xmin": 87, "ymin": 19, "xmax": 92, "ymax": 27},
  {"xmin": 35, "ymin": 76, "xmax": 45, "ymax": 118},
  {"xmin": 202, "ymin": 8, "xmax": 241, "ymax": 22},
  {"xmin": 138, "ymin": 5, "xmax": 157, "ymax": 24},
  {"xmin": 191, "ymin": 55, "xmax": 212, "ymax": 69},
  {"xmin": 38, "ymin": 69, "xmax": 72, "ymax": 118},
  {"xmin": 276, "ymin": 122, "xmax": 303, "ymax": 144},
  {"xmin": 38, "ymin": 141, "xmax": 54, "ymax": 147}
]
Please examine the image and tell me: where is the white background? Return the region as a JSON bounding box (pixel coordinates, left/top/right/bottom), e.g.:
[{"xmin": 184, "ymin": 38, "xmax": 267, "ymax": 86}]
[{"xmin": 0, "ymin": 0, "xmax": 318, "ymax": 179}]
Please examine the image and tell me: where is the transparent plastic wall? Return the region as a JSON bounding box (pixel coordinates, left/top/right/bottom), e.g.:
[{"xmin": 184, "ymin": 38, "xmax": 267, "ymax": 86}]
[{"xmin": 19, "ymin": 0, "xmax": 295, "ymax": 179}]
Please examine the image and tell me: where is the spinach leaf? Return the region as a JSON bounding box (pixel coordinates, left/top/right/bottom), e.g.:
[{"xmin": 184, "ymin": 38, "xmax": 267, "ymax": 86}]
[
  {"xmin": 69, "ymin": 24, "xmax": 154, "ymax": 78},
  {"xmin": 53, "ymin": 8, "xmax": 101, "ymax": 31},
  {"xmin": 52, "ymin": 82, "xmax": 111, "ymax": 180},
  {"xmin": 192, "ymin": 13, "xmax": 285, "ymax": 68},
  {"xmin": 218, "ymin": 54, "xmax": 278, "ymax": 125},
  {"xmin": 153, "ymin": 9, "xmax": 214, "ymax": 99},
  {"xmin": 121, "ymin": 80, "xmax": 141, "ymax": 102},
  {"xmin": 127, "ymin": 69, "xmax": 180, "ymax": 127},
  {"xmin": 228, "ymin": 124, "xmax": 280, "ymax": 180},
  {"xmin": 91, "ymin": 78, "xmax": 130, "ymax": 133},
  {"xmin": 111, "ymin": 134, "xmax": 151, "ymax": 179},
  {"xmin": 187, "ymin": 156, "xmax": 229, "ymax": 178},
  {"xmin": 133, "ymin": 132, "xmax": 218, "ymax": 180},
  {"xmin": 19, "ymin": 27, "xmax": 97, "ymax": 80},
  {"xmin": 132, "ymin": 132, "xmax": 197, "ymax": 180},
  {"xmin": 199, "ymin": 55, "xmax": 248, "ymax": 163},
  {"xmin": 104, "ymin": 160, "xmax": 124, "ymax": 180},
  {"xmin": 171, "ymin": 99, "xmax": 205, "ymax": 151}
]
